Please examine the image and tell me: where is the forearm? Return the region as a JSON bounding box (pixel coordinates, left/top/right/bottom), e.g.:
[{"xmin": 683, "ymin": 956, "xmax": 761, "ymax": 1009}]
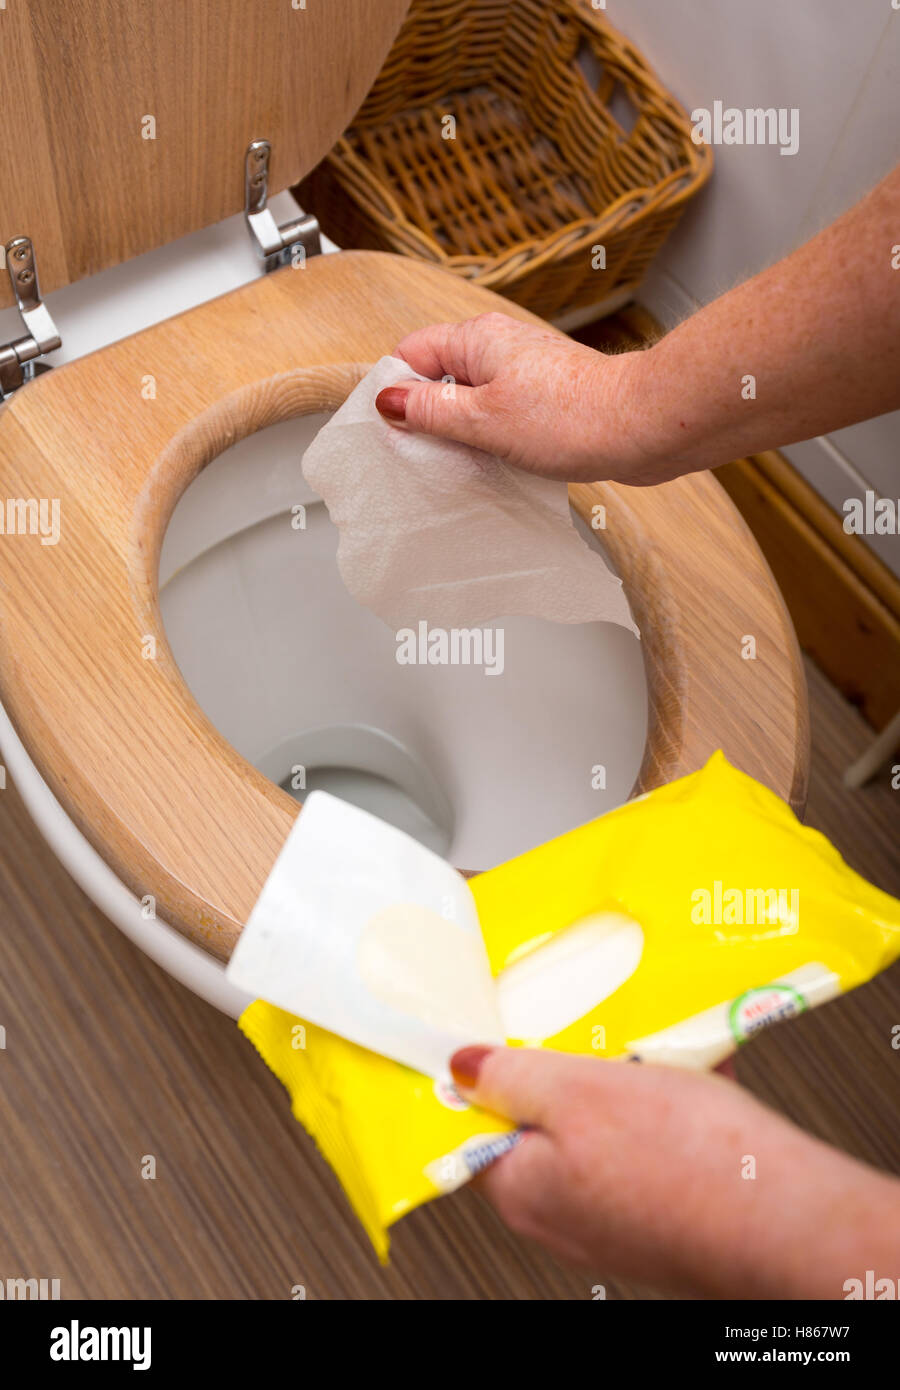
[
  {"xmin": 617, "ymin": 163, "xmax": 900, "ymax": 482},
  {"xmin": 683, "ymin": 1129, "xmax": 900, "ymax": 1301}
]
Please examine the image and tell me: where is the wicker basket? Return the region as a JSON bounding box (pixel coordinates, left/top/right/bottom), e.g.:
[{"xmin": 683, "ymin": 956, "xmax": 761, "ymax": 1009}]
[{"xmin": 296, "ymin": 0, "xmax": 712, "ymax": 320}]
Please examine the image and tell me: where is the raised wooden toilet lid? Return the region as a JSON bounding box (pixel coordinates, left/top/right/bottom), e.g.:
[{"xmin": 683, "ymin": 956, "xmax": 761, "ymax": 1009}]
[
  {"xmin": 0, "ymin": 0, "xmax": 410, "ymax": 306},
  {"xmin": 0, "ymin": 7, "xmax": 808, "ymax": 960}
]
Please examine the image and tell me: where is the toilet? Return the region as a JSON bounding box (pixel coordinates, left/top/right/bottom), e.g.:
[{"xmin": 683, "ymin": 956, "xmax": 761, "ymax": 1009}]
[{"xmin": 0, "ymin": 1, "xmax": 808, "ymax": 1017}]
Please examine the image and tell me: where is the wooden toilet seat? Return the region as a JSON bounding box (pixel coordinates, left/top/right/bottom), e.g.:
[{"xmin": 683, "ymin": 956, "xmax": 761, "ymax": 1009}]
[{"xmin": 0, "ymin": 250, "xmax": 808, "ymax": 959}]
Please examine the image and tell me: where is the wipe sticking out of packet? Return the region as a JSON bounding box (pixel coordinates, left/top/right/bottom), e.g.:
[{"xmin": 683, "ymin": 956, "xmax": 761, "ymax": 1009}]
[
  {"xmin": 227, "ymin": 791, "xmax": 504, "ymax": 1079},
  {"xmin": 235, "ymin": 752, "xmax": 900, "ymax": 1261}
]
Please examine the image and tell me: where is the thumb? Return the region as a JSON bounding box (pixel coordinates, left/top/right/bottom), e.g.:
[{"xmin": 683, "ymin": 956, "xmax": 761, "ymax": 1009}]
[
  {"xmin": 375, "ymin": 378, "xmax": 496, "ymax": 453},
  {"xmin": 450, "ymin": 1044, "xmax": 593, "ymax": 1129}
]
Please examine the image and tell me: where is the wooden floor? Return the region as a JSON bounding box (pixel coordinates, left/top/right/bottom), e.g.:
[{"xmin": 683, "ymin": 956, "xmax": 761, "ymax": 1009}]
[{"xmin": 0, "ymin": 657, "xmax": 897, "ymax": 1301}]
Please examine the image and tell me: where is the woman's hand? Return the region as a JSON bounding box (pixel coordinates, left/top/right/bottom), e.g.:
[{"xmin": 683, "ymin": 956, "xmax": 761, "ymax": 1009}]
[
  {"xmin": 449, "ymin": 1044, "xmax": 900, "ymax": 1298},
  {"xmin": 375, "ymin": 312, "xmax": 661, "ymax": 485}
]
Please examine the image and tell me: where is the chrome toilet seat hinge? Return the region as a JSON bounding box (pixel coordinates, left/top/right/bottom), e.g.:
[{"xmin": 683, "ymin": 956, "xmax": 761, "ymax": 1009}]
[
  {"xmin": 0, "ymin": 237, "xmax": 62, "ymax": 400},
  {"xmin": 244, "ymin": 140, "xmax": 322, "ymax": 271}
]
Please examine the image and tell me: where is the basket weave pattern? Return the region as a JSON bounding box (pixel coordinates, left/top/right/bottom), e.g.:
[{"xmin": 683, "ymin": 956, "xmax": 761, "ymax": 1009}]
[{"xmin": 297, "ymin": 0, "xmax": 712, "ymax": 319}]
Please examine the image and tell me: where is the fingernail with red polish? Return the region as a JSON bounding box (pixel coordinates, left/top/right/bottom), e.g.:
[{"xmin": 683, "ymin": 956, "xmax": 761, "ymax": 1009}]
[
  {"xmin": 450, "ymin": 1045, "xmax": 493, "ymax": 1089},
  {"xmin": 375, "ymin": 386, "xmax": 409, "ymax": 423}
]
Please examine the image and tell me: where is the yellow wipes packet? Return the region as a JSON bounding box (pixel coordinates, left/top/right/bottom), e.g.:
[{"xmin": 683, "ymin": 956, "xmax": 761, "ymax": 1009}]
[{"xmin": 239, "ymin": 752, "xmax": 900, "ymax": 1260}]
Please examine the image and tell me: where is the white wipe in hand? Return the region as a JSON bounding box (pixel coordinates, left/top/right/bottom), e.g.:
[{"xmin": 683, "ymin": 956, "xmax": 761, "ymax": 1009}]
[
  {"xmin": 226, "ymin": 792, "xmax": 504, "ymax": 1077},
  {"xmin": 301, "ymin": 356, "xmax": 638, "ymax": 634}
]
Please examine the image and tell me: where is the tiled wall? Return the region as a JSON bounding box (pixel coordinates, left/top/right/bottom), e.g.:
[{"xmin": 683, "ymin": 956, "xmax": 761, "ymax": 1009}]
[{"xmin": 616, "ymin": 0, "xmax": 900, "ymax": 576}]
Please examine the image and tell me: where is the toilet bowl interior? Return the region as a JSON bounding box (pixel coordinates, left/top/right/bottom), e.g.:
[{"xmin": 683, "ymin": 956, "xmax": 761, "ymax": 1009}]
[{"xmin": 158, "ymin": 413, "xmax": 649, "ymax": 870}]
